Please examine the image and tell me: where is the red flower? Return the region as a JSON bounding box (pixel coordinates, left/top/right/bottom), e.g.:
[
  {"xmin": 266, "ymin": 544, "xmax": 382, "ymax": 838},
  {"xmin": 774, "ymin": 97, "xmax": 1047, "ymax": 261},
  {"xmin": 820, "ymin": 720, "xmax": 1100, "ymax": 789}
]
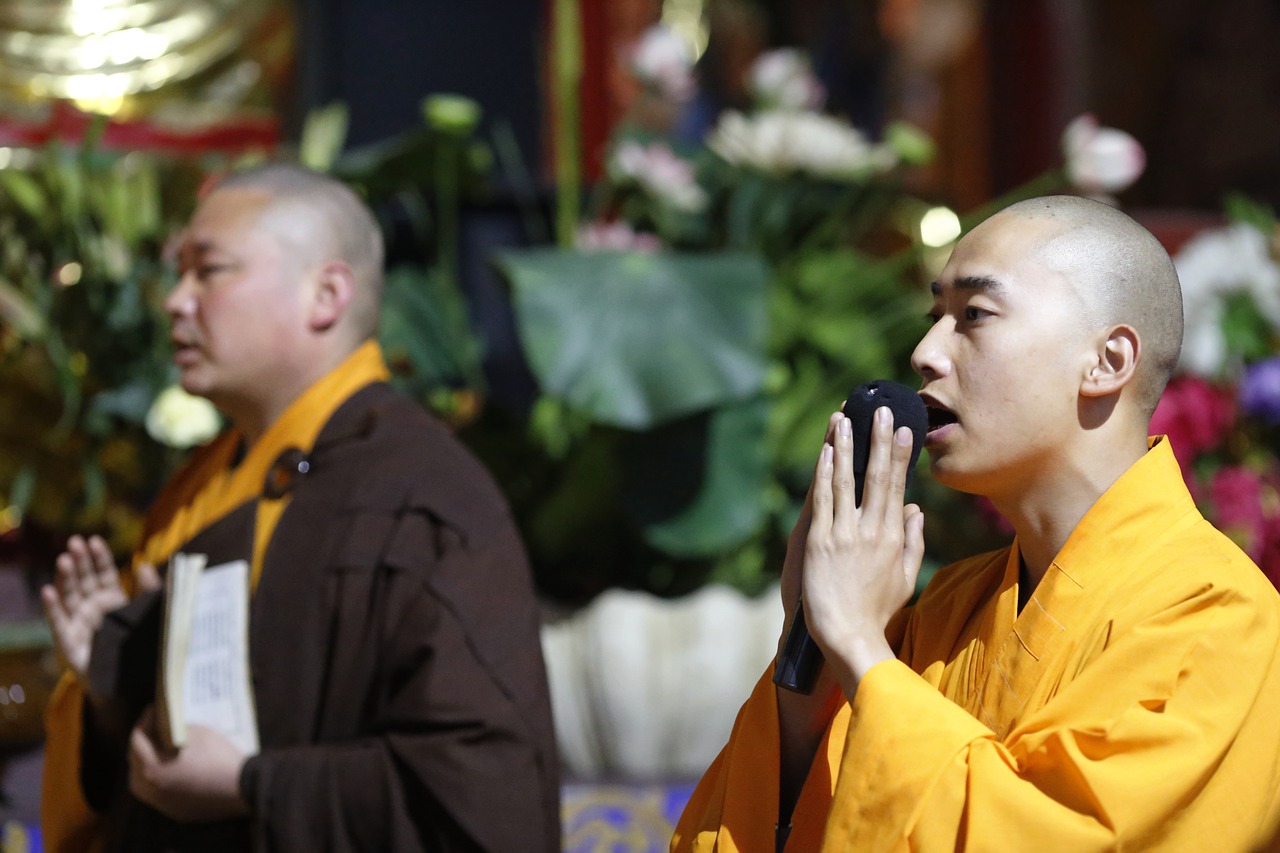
[{"xmin": 1150, "ymin": 376, "xmax": 1237, "ymax": 481}]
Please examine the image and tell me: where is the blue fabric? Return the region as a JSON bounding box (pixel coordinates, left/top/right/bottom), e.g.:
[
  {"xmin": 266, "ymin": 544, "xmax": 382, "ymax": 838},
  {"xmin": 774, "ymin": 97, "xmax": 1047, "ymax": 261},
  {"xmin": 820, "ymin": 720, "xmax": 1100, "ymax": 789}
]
[
  {"xmin": 561, "ymin": 782, "xmax": 697, "ymax": 852},
  {"xmin": 1, "ymin": 820, "xmax": 40, "ymax": 853}
]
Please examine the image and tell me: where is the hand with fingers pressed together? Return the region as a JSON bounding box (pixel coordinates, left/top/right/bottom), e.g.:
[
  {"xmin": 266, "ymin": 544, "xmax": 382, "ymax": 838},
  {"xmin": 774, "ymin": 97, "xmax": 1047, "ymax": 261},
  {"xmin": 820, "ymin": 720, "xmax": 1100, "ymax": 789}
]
[{"xmin": 798, "ymin": 406, "xmax": 925, "ymax": 695}]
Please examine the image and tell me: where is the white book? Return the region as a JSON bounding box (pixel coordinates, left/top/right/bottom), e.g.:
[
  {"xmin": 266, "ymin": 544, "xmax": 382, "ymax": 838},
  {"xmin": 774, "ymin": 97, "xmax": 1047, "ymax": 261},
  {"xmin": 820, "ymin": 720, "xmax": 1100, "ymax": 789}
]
[{"xmin": 155, "ymin": 554, "xmax": 259, "ymax": 756}]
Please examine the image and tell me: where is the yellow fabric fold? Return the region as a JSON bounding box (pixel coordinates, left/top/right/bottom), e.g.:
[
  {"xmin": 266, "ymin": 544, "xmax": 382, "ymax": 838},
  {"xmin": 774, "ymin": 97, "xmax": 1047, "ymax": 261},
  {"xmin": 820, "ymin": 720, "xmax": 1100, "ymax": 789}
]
[{"xmin": 41, "ymin": 340, "xmax": 390, "ymax": 853}]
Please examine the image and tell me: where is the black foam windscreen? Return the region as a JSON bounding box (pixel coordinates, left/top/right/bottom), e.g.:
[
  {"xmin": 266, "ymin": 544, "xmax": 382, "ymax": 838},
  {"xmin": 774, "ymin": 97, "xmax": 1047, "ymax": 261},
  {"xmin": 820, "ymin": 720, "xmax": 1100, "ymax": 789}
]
[
  {"xmin": 844, "ymin": 379, "xmax": 928, "ymax": 506},
  {"xmin": 772, "ymin": 380, "xmax": 928, "ymax": 695}
]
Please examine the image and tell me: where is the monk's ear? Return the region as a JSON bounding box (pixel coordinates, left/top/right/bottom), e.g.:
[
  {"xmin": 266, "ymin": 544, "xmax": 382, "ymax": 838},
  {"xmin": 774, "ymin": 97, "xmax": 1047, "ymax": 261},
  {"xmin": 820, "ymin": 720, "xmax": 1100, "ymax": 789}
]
[
  {"xmin": 1081, "ymin": 324, "xmax": 1140, "ymax": 397},
  {"xmin": 308, "ymin": 260, "xmax": 355, "ymax": 332}
]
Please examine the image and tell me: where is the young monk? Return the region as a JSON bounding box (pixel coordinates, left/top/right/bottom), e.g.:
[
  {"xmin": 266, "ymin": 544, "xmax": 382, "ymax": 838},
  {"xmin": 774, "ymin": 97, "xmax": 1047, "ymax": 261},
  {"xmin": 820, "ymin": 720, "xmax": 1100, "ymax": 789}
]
[{"xmin": 673, "ymin": 195, "xmax": 1280, "ymax": 852}]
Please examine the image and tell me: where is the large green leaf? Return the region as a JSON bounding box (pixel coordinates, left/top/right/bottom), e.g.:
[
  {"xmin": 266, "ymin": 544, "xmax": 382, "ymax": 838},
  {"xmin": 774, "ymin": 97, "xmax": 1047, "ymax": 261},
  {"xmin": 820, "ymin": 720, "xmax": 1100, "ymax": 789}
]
[
  {"xmin": 496, "ymin": 249, "xmax": 769, "ymax": 429},
  {"xmin": 619, "ymin": 396, "xmax": 770, "ymax": 558},
  {"xmin": 378, "ymin": 265, "xmax": 485, "ymax": 396}
]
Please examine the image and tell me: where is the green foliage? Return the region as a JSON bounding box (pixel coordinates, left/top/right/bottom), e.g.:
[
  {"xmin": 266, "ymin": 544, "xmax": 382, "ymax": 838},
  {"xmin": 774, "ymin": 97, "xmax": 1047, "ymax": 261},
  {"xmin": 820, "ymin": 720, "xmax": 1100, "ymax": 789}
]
[
  {"xmin": 496, "ymin": 249, "xmax": 769, "ymax": 429},
  {"xmin": 490, "ymin": 141, "xmax": 953, "ymax": 598},
  {"xmin": 1224, "ymin": 191, "xmax": 1277, "ymax": 236},
  {"xmin": 379, "ymin": 265, "xmax": 485, "ymax": 397},
  {"xmin": 0, "ymin": 97, "xmax": 495, "ymax": 555},
  {"xmin": 0, "ymin": 143, "xmax": 201, "ymax": 549}
]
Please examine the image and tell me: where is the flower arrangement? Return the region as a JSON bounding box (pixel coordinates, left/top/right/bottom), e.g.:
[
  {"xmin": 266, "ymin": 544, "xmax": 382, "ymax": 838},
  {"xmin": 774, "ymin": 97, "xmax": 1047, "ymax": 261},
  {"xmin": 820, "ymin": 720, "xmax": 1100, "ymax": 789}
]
[
  {"xmin": 1150, "ymin": 197, "xmax": 1280, "ymax": 584},
  {"xmin": 493, "ymin": 24, "xmax": 1148, "ymax": 600}
]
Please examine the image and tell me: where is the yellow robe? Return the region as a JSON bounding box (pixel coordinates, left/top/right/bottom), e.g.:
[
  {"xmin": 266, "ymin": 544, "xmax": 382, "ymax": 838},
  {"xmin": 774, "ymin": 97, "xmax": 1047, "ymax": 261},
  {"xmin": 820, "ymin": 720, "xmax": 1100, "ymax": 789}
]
[
  {"xmin": 40, "ymin": 341, "xmax": 389, "ymax": 853},
  {"xmin": 674, "ymin": 438, "xmax": 1280, "ymax": 852}
]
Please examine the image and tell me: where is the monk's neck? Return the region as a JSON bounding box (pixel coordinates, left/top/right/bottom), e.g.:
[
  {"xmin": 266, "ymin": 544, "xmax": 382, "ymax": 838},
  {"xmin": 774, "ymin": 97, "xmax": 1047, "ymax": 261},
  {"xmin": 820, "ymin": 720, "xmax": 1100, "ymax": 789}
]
[{"xmin": 993, "ymin": 437, "xmax": 1148, "ymax": 587}]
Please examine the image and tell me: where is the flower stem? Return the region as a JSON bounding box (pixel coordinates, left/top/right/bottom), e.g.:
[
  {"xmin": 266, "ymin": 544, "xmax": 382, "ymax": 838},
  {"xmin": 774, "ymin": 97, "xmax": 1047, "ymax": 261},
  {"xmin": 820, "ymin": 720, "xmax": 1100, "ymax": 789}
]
[
  {"xmin": 552, "ymin": 0, "xmax": 583, "ymax": 248},
  {"xmin": 958, "ymin": 168, "xmax": 1068, "ymax": 231}
]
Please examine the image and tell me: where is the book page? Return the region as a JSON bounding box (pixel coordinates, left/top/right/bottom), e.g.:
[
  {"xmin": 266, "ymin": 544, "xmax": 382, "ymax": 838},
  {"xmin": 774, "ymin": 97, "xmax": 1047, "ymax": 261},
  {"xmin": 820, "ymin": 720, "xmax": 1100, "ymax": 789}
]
[
  {"xmin": 181, "ymin": 558, "xmax": 259, "ymax": 756},
  {"xmin": 156, "ymin": 551, "xmax": 204, "ymax": 752}
]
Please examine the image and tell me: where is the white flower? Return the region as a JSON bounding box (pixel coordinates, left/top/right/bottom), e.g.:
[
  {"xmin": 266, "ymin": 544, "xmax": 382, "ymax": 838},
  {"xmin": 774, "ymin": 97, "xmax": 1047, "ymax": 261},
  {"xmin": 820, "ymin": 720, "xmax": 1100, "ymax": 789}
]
[
  {"xmin": 146, "ymin": 385, "xmax": 222, "ymax": 449},
  {"xmin": 630, "ymin": 25, "xmax": 696, "ymax": 102},
  {"xmin": 708, "ymin": 110, "xmax": 896, "ymax": 180},
  {"xmin": 748, "ymin": 49, "xmax": 825, "ymax": 111},
  {"xmin": 610, "ymin": 141, "xmax": 707, "ymax": 212},
  {"xmin": 575, "ymin": 220, "xmax": 662, "ymax": 253},
  {"xmin": 1173, "ymin": 222, "xmax": 1280, "ymax": 376},
  {"xmin": 1062, "ymin": 114, "xmax": 1145, "ymax": 195}
]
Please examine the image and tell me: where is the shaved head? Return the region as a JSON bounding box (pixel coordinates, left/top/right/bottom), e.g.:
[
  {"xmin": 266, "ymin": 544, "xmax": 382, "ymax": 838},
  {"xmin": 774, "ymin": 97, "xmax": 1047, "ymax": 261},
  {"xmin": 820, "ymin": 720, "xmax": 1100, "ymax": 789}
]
[
  {"xmin": 996, "ymin": 196, "xmax": 1183, "ymax": 416},
  {"xmin": 215, "ymin": 163, "xmax": 384, "ymax": 339}
]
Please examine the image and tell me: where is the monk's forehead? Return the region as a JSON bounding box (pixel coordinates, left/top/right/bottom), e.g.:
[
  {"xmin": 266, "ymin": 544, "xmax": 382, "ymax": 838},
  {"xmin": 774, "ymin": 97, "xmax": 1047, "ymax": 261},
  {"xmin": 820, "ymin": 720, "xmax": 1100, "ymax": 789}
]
[
  {"xmin": 187, "ymin": 187, "xmax": 273, "ymax": 238},
  {"xmin": 944, "ymin": 215, "xmax": 1060, "ymax": 283}
]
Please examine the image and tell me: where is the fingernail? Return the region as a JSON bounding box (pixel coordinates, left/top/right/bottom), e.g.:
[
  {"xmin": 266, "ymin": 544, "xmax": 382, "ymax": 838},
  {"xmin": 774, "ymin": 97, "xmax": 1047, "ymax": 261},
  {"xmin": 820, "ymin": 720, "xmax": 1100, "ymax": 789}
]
[
  {"xmin": 876, "ymin": 406, "xmax": 891, "ymax": 427},
  {"xmin": 822, "ymin": 444, "xmax": 833, "ymax": 466},
  {"xmin": 839, "ymin": 417, "xmax": 851, "ymax": 439},
  {"xmin": 896, "ymin": 426, "xmax": 912, "ymax": 446}
]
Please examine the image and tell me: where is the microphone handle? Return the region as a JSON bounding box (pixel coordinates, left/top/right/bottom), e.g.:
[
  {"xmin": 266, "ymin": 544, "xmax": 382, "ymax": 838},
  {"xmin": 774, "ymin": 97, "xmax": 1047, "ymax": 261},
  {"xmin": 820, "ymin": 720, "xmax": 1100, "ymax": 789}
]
[{"xmin": 773, "ymin": 601, "xmax": 825, "ymax": 694}]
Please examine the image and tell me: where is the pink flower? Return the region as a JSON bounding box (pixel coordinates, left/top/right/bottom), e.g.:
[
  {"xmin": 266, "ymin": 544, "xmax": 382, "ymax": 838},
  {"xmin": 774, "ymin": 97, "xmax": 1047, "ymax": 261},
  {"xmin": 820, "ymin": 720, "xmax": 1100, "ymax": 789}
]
[
  {"xmin": 1209, "ymin": 466, "xmax": 1280, "ymax": 588},
  {"xmin": 629, "ymin": 25, "xmax": 696, "ymax": 103},
  {"xmin": 748, "ymin": 49, "xmax": 826, "ymax": 111},
  {"xmin": 1062, "ymin": 114, "xmax": 1145, "ymax": 195},
  {"xmin": 574, "ymin": 221, "xmax": 662, "ymax": 253},
  {"xmin": 1150, "ymin": 376, "xmax": 1236, "ymax": 480},
  {"xmin": 610, "ymin": 141, "xmax": 707, "ymax": 212}
]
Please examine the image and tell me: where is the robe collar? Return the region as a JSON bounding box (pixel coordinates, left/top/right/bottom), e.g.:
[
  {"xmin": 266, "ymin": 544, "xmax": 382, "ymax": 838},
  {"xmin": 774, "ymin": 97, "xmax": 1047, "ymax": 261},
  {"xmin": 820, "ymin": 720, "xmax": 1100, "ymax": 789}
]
[
  {"xmin": 987, "ymin": 437, "xmax": 1198, "ymax": 709},
  {"xmin": 137, "ymin": 339, "xmax": 391, "ymax": 583}
]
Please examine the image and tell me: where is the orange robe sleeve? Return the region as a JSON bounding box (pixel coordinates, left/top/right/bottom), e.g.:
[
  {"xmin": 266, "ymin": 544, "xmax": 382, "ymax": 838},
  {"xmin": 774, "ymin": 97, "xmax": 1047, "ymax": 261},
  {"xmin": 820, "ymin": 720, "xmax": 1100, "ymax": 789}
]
[
  {"xmin": 671, "ymin": 664, "xmax": 848, "ymax": 853},
  {"xmin": 40, "ymin": 675, "xmax": 103, "ymax": 853},
  {"xmin": 673, "ymin": 441, "xmax": 1280, "ymax": 852},
  {"xmin": 826, "ymin": 573, "xmax": 1280, "ymax": 851}
]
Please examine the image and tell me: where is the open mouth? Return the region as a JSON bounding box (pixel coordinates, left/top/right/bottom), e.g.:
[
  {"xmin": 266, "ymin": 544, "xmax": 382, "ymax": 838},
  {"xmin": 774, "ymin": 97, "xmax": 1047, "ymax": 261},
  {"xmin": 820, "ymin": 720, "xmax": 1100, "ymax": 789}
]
[{"xmin": 926, "ymin": 405, "xmax": 958, "ymax": 433}]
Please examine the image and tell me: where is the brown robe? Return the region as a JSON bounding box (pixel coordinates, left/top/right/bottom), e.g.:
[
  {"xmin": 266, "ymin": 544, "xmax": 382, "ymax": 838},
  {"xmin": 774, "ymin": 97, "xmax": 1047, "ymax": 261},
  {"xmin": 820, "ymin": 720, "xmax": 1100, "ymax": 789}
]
[{"xmin": 82, "ymin": 382, "xmax": 561, "ymax": 852}]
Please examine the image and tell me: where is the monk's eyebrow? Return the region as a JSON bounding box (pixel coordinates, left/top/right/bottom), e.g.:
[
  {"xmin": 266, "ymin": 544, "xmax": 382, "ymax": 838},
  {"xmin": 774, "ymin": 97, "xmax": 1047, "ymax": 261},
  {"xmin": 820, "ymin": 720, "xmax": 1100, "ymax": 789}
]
[{"xmin": 930, "ymin": 275, "xmax": 1007, "ymax": 297}]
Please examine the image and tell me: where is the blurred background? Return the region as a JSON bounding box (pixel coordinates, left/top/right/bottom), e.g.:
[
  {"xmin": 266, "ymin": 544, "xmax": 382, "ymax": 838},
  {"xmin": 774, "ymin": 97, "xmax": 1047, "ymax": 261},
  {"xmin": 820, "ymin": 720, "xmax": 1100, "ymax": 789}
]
[{"xmin": 0, "ymin": 1, "xmax": 1278, "ymax": 849}]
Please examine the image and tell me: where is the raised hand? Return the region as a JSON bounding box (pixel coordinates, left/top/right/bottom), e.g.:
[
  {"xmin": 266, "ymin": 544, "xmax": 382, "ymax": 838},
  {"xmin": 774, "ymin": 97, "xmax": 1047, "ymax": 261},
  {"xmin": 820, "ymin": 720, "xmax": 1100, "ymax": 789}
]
[
  {"xmin": 40, "ymin": 535, "xmax": 159, "ymax": 685},
  {"xmin": 801, "ymin": 406, "xmax": 925, "ymax": 695}
]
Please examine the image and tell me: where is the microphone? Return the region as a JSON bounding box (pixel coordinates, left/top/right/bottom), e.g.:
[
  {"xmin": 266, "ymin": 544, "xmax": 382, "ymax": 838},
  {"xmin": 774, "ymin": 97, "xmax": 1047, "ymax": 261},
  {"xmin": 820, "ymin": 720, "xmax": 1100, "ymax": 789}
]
[{"xmin": 773, "ymin": 379, "xmax": 929, "ymax": 695}]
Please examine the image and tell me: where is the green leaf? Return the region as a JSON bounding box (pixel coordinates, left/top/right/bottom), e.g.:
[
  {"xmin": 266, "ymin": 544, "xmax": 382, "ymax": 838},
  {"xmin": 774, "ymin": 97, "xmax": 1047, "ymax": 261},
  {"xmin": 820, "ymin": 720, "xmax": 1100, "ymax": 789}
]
[
  {"xmin": 496, "ymin": 249, "xmax": 769, "ymax": 429},
  {"xmin": 1221, "ymin": 291, "xmax": 1274, "ymax": 362},
  {"xmin": 422, "ymin": 94, "xmax": 482, "ymax": 137},
  {"xmin": 9, "ymin": 465, "xmax": 35, "ymax": 513},
  {"xmin": 885, "ymin": 121, "xmax": 936, "ymax": 167},
  {"xmin": 82, "ymin": 459, "xmax": 106, "ymax": 513},
  {"xmin": 620, "ymin": 397, "xmax": 770, "ymax": 558},
  {"xmin": 803, "ymin": 310, "xmax": 893, "ymax": 374},
  {"xmin": 90, "ymin": 381, "xmax": 157, "ymax": 425},
  {"xmin": 1224, "ymin": 192, "xmax": 1277, "ymax": 235},
  {"xmin": 378, "ymin": 265, "xmax": 485, "ymax": 395},
  {"xmin": 300, "ymin": 102, "xmax": 350, "ymax": 173},
  {"xmin": 0, "ymin": 169, "xmax": 48, "ymax": 222},
  {"xmin": 0, "ymin": 277, "xmax": 45, "ymax": 338}
]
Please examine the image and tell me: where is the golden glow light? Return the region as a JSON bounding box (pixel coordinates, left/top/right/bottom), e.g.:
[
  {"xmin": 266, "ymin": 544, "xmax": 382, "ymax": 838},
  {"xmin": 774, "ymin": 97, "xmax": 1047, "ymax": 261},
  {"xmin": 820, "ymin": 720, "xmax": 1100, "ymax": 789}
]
[{"xmin": 57, "ymin": 262, "xmax": 83, "ymax": 287}]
